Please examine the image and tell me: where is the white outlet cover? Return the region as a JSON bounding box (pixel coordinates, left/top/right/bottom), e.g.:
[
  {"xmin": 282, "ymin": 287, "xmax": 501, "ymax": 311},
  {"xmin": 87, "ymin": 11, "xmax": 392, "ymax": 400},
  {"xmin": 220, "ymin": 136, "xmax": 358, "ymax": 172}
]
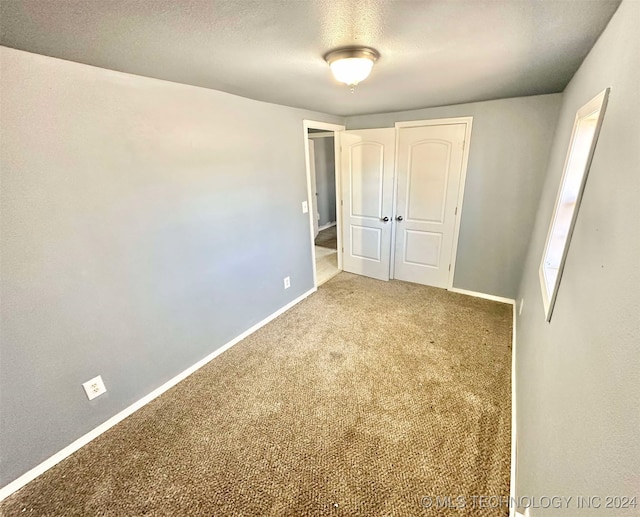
[
  {"xmin": 302, "ymin": 201, "xmax": 308, "ymax": 213},
  {"xmin": 82, "ymin": 375, "xmax": 107, "ymax": 401},
  {"xmin": 284, "ymin": 276, "xmax": 291, "ymax": 289}
]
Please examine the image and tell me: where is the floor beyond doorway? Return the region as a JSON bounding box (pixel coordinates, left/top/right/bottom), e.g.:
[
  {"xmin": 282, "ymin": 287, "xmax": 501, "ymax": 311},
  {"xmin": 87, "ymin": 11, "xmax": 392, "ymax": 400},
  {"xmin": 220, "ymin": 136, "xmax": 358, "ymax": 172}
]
[
  {"xmin": 315, "ymin": 225, "xmax": 337, "ymax": 249},
  {"xmin": 315, "ymin": 246, "xmax": 338, "ymax": 286},
  {"xmin": 2, "ymin": 273, "xmax": 512, "ymax": 516},
  {"xmin": 315, "ymin": 225, "xmax": 339, "ymax": 285}
]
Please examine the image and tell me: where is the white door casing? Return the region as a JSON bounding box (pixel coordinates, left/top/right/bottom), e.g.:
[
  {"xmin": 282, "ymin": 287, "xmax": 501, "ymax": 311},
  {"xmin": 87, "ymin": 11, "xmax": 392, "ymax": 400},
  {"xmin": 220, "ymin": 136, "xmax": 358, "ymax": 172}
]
[
  {"xmin": 393, "ymin": 123, "xmax": 467, "ymax": 288},
  {"xmin": 303, "ymin": 120, "xmax": 346, "ymax": 287},
  {"xmin": 340, "ymin": 128, "xmax": 396, "ymax": 281}
]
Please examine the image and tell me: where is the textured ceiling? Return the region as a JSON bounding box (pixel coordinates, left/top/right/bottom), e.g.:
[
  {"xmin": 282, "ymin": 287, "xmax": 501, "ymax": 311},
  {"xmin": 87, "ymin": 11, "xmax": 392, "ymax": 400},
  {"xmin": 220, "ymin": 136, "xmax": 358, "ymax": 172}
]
[{"xmin": 0, "ymin": 0, "xmax": 621, "ymax": 116}]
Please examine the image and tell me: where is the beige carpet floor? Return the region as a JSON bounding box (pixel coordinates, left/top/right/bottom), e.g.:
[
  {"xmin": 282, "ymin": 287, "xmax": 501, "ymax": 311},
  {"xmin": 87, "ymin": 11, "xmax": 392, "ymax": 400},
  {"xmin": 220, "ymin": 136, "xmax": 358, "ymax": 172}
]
[{"xmin": 2, "ymin": 273, "xmax": 512, "ymax": 516}]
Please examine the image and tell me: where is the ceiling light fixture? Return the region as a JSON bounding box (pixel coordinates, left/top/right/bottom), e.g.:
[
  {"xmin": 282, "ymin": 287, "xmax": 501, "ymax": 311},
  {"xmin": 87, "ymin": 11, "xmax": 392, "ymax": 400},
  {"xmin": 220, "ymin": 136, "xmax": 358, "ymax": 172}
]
[{"xmin": 325, "ymin": 47, "xmax": 380, "ymax": 92}]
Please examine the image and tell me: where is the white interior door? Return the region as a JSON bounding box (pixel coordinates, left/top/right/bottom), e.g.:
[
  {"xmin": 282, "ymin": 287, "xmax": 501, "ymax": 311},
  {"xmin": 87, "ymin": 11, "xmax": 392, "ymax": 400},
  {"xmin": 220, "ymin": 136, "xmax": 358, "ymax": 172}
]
[
  {"xmin": 340, "ymin": 128, "xmax": 395, "ymax": 281},
  {"xmin": 307, "ymin": 139, "xmax": 320, "ymax": 238},
  {"xmin": 393, "ymin": 124, "xmax": 467, "ymax": 287}
]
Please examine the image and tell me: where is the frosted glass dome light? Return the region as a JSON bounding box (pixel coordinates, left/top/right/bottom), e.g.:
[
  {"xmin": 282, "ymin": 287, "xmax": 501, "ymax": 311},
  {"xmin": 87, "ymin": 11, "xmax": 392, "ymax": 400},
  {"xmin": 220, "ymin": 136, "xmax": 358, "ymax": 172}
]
[{"xmin": 325, "ymin": 48, "xmax": 380, "ymax": 90}]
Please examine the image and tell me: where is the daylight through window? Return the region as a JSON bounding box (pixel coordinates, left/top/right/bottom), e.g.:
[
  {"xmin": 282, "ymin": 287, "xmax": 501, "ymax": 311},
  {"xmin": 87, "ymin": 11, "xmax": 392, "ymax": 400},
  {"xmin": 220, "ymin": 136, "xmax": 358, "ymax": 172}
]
[{"xmin": 539, "ymin": 88, "xmax": 609, "ymax": 321}]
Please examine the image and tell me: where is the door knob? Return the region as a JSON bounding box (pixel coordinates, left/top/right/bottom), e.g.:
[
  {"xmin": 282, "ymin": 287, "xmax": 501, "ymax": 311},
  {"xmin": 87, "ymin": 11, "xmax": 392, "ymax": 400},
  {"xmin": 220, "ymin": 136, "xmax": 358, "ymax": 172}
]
[
  {"xmin": 396, "ymin": 215, "xmax": 404, "ymax": 222},
  {"xmin": 381, "ymin": 216, "xmax": 389, "ymax": 222}
]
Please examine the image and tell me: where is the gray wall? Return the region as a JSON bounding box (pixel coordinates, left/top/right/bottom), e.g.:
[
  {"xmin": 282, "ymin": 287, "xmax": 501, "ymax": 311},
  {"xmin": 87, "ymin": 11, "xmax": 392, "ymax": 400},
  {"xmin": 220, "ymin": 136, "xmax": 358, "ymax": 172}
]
[
  {"xmin": 514, "ymin": 1, "xmax": 639, "ymax": 513},
  {"xmin": 311, "ymin": 136, "xmax": 337, "ymax": 227},
  {"xmin": 0, "ymin": 47, "xmax": 342, "ymax": 486},
  {"xmin": 346, "ymin": 94, "xmax": 562, "ymax": 299}
]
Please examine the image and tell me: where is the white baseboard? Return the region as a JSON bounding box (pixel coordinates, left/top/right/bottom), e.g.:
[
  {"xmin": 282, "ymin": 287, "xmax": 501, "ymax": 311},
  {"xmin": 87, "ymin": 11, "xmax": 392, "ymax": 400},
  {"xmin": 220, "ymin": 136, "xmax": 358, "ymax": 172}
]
[
  {"xmin": 0, "ymin": 287, "xmax": 317, "ymax": 502},
  {"xmin": 509, "ymin": 303, "xmax": 518, "ymax": 517},
  {"xmin": 318, "ymin": 222, "xmax": 336, "ymax": 231},
  {"xmin": 449, "ymin": 287, "xmax": 515, "ymax": 305}
]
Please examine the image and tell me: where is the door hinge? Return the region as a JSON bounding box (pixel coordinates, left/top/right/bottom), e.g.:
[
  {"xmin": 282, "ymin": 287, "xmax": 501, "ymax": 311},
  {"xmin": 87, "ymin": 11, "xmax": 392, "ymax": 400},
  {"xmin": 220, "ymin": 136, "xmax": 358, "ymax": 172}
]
[
  {"xmin": 449, "ymin": 264, "xmax": 451, "ymax": 271},
  {"xmin": 462, "ymin": 140, "xmax": 465, "ymax": 151},
  {"xmin": 341, "ymin": 199, "xmax": 344, "ymax": 206},
  {"xmin": 454, "ymin": 206, "xmax": 458, "ymax": 215}
]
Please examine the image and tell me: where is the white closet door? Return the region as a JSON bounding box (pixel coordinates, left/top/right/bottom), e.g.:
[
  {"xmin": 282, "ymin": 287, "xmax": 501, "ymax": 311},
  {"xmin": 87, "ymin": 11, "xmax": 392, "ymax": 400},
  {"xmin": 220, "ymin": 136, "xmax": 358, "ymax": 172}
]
[
  {"xmin": 393, "ymin": 124, "xmax": 466, "ymax": 288},
  {"xmin": 340, "ymin": 128, "xmax": 395, "ymax": 281}
]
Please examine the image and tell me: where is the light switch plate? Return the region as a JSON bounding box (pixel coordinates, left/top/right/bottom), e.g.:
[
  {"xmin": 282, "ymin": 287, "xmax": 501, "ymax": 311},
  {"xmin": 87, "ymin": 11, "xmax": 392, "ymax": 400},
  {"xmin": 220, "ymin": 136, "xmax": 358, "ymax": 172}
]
[{"xmin": 302, "ymin": 201, "xmax": 308, "ymax": 213}]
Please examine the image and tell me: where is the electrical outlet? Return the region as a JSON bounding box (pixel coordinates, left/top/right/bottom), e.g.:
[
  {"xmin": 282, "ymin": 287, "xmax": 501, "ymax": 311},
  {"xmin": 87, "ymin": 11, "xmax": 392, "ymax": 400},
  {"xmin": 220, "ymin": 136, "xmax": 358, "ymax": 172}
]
[
  {"xmin": 519, "ymin": 298, "xmax": 525, "ymax": 316},
  {"xmin": 284, "ymin": 276, "xmax": 291, "ymax": 289},
  {"xmin": 82, "ymin": 375, "xmax": 107, "ymax": 401},
  {"xmin": 301, "ymin": 201, "xmax": 308, "ymax": 213}
]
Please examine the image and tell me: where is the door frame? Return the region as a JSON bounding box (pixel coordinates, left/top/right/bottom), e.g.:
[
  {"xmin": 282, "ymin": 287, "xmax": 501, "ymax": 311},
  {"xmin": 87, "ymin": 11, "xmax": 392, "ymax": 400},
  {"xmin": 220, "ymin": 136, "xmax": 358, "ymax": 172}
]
[
  {"xmin": 303, "ymin": 120, "xmax": 346, "ymax": 288},
  {"xmin": 393, "ymin": 117, "xmax": 473, "ymax": 289}
]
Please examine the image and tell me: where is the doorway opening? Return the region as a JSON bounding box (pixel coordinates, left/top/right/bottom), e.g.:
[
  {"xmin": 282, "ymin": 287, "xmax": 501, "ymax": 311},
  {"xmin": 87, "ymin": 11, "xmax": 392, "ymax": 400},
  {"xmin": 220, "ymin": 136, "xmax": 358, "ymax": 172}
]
[{"xmin": 303, "ymin": 120, "xmax": 345, "ymax": 287}]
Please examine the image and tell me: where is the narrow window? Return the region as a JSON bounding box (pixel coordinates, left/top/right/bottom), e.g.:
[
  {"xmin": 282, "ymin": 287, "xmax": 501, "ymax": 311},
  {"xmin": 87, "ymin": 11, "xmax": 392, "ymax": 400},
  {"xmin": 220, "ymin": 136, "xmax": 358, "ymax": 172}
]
[{"xmin": 539, "ymin": 88, "xmax": 609, "ymax": 321}]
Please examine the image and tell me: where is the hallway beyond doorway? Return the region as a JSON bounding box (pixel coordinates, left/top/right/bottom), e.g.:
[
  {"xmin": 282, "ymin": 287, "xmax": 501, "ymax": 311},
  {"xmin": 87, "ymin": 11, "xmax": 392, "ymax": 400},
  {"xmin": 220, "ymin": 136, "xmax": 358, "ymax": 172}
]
[{"xmin": 315, "ymin": 225, "xmax": 338, "ymax": 285}]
